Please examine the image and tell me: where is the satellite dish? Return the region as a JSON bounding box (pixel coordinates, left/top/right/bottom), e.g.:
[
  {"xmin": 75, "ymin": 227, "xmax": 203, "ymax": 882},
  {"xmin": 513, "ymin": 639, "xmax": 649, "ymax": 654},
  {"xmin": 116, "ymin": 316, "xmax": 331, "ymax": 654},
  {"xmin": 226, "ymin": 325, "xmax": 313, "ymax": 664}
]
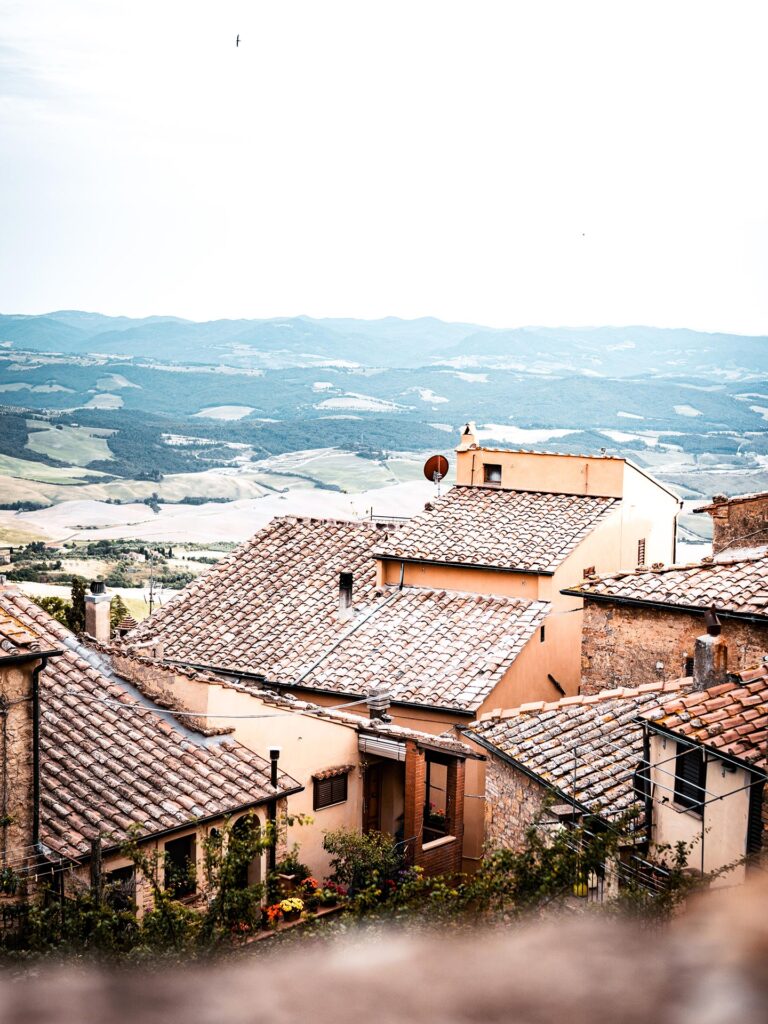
[{"xmin": 423, "ymin": 454, "xmax": 449, "ymax": 485}]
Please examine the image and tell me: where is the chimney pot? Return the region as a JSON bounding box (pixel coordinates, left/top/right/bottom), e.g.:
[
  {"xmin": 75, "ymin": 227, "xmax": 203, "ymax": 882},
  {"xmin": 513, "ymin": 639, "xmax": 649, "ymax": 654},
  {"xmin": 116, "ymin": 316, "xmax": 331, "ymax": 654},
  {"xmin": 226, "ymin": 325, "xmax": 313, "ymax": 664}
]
[
  {"xmin": 269, "ymin": 747, "xmax": 281, "ymax": 788},
  {"xmin": 338, "ymin": 571, "xmax": 354, "ymax": 621}
]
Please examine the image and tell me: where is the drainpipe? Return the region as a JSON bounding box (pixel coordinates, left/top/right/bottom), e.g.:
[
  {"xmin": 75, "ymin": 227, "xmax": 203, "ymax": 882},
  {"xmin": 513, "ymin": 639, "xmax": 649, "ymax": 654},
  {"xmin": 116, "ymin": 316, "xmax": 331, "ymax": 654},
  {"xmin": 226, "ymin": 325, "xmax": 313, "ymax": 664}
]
[{"xmin": 267, "ymin": 747, "xmax": 280, "ymax": 873}]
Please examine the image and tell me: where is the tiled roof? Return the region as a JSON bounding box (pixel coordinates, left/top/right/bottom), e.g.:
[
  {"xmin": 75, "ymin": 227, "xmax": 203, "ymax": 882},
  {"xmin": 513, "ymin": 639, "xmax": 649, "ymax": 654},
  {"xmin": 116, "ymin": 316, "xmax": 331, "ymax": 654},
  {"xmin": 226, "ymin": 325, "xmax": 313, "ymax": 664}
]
[
  {"xmin": 125, "ymin": 516, "xmax": 386, "ymax": 675},
  {"xmin": 466, "ymin": 680, "xmax": 690, "ymax": 818},
  {"xmin": 125, "ymin": 515, "xmax": 547, "ymax": 712},
  {"xmin": 564, "ymin": 551, "xmax": 768, "ymax": 618},
  {"xmin": 0, "ymin": 605, "xmax": 45, "ymax": 654},
  {"xmin": 643, "ymin": 667, "xmax": 768, "ymax": 769},
  {"xmin": 285, "ymin": 586, "xmax": 548, "ymax": 713},
  {"xmin": 374, "ymin": 486, "xmax": 619, "ymax": 573},
  {"xmin": 0, "ymin": 587, "xmax": 300, "ymax": 860}
]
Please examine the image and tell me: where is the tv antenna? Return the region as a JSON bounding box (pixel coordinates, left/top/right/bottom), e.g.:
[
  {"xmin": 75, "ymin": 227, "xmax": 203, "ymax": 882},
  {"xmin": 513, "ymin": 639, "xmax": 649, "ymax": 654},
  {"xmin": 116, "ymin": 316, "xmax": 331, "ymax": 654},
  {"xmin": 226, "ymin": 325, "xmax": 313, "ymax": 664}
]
[{"xmin": 423, "ymin": 454, "xmax": 449, "ymax": 496}]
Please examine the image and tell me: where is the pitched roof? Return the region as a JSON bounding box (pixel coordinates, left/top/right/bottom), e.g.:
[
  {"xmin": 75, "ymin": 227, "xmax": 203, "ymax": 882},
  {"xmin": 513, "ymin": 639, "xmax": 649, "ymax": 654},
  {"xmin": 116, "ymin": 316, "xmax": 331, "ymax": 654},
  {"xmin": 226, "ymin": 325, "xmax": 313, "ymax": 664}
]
[
  {"xmin": 0, "ymin": 586, "xmax": 300, "ymax": 860},
  {"xmin": 643, "ymin": 666, "xmax": 768, "ymax": 769},
  {"xmin": 124, "ymin": 515, "xmax": 547, "ymax": 713},
  {"xmin": 466, "ymin": 680, "xmax": 690, "ymax": 819},
  {"xmin": 125, "ymin": 516, "xmax": 386, "ymax": 675},
  {"xmin": 374, "ymin": 486, "xmax": 619, "ymax": 573},
  {"xmin": 267, "ymin": 586, "xmax": 549, "ymax": 713},
  {"xmin": 564, "ymin": 551, "xmax": 768, "ymax": 618}
]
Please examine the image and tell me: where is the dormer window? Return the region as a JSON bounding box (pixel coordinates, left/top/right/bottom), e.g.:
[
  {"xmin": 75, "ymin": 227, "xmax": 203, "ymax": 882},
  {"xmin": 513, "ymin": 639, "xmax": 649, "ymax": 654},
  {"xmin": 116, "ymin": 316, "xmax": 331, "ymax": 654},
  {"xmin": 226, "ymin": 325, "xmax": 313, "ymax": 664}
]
[{"xmin": 484, "ymin": 463, "xmax": 502, "ymax": 485}]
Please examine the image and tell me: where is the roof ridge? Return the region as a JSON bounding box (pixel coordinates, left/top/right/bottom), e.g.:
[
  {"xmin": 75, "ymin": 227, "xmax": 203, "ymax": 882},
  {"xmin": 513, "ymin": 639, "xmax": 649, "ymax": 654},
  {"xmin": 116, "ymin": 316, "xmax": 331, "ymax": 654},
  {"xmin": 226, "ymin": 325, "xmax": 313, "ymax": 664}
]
[{"xmin": 575, "ymin": 548, "xmax": 768, "ymax": 588}]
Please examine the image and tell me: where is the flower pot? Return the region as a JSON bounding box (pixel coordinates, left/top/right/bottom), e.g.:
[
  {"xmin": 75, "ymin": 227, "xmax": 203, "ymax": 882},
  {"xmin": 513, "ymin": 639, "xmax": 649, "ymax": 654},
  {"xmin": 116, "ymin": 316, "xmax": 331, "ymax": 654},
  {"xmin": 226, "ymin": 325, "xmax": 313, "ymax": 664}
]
[{"xmin": 283, "ymin": 910, "xmax": 301, "ymax": 923}]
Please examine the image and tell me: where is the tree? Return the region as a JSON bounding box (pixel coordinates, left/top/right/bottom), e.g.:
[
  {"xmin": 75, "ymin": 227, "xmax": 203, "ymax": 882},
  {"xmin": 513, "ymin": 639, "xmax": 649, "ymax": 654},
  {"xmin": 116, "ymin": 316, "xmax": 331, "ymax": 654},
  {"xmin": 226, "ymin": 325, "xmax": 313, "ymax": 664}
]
[
  {"xmin": 33, "ymin": 595, "xmax": 71, "ymax": 628},
  {"xmin": 109, "ymin": 594, "xmax": 130, "ymax": 633},
  {"xmin": 66, "ymin": 576, "xmax": 87, "ymax": 634}
]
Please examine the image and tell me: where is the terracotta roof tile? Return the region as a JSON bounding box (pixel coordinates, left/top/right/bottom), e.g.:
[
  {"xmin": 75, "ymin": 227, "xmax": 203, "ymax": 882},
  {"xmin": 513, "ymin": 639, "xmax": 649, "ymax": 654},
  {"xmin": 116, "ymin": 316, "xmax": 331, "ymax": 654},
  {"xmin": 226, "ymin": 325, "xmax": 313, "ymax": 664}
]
[
  {"xmin": 467, "ymin": 682, "xmax": 690, "ymax": 818},
  {"xmin": 375, "ymin": 486, "xmax": 619, "ymax": 573},
  {"xmin": 0, "ymin": 587, "xmax": 300, "ymax": 860},
  {"xmin": 124, "ymin": 516, "xmax": 548, "ymax": 712},
  {"xmin": 568, "ymin": 551, "xmax": 768, "ymax": 617},
  {"xmin": 642, "ymin": 665, "xmax": 768, "ymax": 768}
]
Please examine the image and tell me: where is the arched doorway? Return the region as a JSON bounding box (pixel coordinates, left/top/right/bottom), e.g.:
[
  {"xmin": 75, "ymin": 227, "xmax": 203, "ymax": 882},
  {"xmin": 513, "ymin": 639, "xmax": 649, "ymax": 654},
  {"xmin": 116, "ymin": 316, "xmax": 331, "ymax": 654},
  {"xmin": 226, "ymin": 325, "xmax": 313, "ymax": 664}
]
[{"xmin": 232, "ymin": 813, "xmax": 262, "ymax": 888}]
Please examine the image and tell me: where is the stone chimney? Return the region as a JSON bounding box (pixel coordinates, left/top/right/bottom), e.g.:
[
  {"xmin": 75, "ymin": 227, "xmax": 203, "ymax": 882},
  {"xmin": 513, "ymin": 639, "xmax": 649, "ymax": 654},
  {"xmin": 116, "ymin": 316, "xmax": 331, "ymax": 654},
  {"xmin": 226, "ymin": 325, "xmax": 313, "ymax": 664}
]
[
  {"xmin": 84, "ymin": 581, "xmax": 111, "ymax": 643},
  {"xmin": 700, "ymin": 491, "xmax": 768, "ymax": 555},
  {"xmin": 457, "ymin": 421, "xmax": 478, "ymax": 451},
  {"xmin": 692, "ymin": 607, "xmax": 728, "ymax": 691},
  {"xmin": 338, "ymin": 571, "xmax": 353, "ymax": 622}
]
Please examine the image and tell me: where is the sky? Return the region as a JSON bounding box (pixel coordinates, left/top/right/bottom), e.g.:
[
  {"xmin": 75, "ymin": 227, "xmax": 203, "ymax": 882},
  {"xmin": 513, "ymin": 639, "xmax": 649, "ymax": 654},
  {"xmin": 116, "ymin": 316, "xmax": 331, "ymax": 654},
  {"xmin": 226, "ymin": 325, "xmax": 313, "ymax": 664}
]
[{"xmin": 1, "ymin": 0, "xmax": 766, "ymax": 333}]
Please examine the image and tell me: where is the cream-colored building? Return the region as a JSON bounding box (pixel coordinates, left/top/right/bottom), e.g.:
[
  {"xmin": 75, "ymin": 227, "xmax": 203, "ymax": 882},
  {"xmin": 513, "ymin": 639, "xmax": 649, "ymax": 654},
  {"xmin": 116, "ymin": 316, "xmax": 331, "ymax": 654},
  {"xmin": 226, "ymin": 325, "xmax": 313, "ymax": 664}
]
[{"xmin": 642, "ymin": 642, "xmax": 766, "ymax": 886}]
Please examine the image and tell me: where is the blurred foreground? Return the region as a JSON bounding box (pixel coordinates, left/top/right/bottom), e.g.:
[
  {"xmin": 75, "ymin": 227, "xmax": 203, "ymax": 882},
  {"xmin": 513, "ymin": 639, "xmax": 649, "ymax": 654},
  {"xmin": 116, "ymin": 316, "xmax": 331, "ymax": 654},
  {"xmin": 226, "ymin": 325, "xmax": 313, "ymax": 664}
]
[{"xmin": 1, "ymin": 881, "xmax": 766, "ymax": 1024}]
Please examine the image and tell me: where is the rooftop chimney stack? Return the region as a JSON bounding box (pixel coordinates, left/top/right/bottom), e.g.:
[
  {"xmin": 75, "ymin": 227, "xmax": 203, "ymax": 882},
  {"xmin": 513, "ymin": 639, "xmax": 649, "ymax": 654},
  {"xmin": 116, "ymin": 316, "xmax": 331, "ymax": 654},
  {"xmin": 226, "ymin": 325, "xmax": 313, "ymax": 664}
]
[
  {"xmin": 367, "ymin": 682, "xmax": 392, "ymax": 723},
  {"xmin": 269, "ymin": 747, "xmax": 281, "ymax": 789},
  {"xmin": 457, "ymin": 421, "xmax": 478, "ymax": 451},
  {"xmin": 84, "ymin": 581, "xmax": 111, "ymax": 644},
  {"xmin": 338, "ymin": 571, "xmax": 354, "ymax": 622},
  {"xmin": 692, "ymin": 608, "xmax": 727, "ymax": 691}
]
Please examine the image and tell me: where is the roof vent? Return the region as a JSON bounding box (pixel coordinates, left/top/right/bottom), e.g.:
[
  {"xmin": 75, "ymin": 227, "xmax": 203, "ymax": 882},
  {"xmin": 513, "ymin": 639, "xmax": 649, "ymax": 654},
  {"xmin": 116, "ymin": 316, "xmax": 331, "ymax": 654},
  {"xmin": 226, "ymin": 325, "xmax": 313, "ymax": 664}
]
[{"xmin": 90, "ymin": 580, "xmax": 106, "ymax": 595}]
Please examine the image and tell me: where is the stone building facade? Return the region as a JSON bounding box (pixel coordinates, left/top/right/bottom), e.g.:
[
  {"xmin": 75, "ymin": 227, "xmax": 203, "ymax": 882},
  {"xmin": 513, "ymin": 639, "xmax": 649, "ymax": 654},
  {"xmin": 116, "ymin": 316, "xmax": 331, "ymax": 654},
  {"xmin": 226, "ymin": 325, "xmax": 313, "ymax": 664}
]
[
  {"xmin": 697, "ymin": 491, "xmax": 768, "ymax": 554},
  {"xmin": 579, "ymin": 601, "xmax": 768, "ymax": 694}
]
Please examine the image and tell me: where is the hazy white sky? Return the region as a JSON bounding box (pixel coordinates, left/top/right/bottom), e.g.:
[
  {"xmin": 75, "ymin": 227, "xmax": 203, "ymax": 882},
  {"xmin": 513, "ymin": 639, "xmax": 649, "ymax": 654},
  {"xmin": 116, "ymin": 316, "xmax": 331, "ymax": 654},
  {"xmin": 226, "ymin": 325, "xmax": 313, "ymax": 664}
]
[{"xmin": 1, "ymin": 0, "xmax": 766, "ymax": 332}]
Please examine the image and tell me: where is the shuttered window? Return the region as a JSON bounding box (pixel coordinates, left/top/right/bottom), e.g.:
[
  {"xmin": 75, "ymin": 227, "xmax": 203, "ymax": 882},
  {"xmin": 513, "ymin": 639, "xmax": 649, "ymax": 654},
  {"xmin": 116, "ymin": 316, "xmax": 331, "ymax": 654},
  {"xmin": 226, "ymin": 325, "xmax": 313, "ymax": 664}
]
[
  {"xmin": 674, "ymin": 745, "xmax": 706, "ymax": 815},
  {"xmin": 747, "ymin": 775, "xmax": 765, "ymax": 855},
  {"xmin": 313, "ymin": 773, "xmax": 348, "ymax": 810}
]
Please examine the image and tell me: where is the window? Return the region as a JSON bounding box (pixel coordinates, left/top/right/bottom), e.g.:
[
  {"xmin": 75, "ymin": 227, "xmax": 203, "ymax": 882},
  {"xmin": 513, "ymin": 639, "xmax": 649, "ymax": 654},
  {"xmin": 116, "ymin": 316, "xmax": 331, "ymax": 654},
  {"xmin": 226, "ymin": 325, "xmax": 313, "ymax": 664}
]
[
  {"xmin": 674, "ymin": 745, "xmax": 706, "ymax": 815},
  {"xmin": 483, "ymin": 463, "xmax": 502, "ymax": 484},
  {"xmin": 314, "ymin": 773, "xmax": 348, "ymax": 810},
  {"xmin": 423, "ymin": 753, "xmax": 451, "ymax": 841},
  {"xmin": 633, "ymin": 759, "xmax": 651, "ymax": 802},
  {"xmin": 164, "ymin": 834, "xmax": 196, "ymax": 897},
  {"xmin": 105, "ymin": 865, "xmax": 135, "ymax": 911},
  {"xmin": 540, "ymin": 625, "xmax": 546, "ymax": 643},
  {"xmin": 637, "ymin": 538, "xmax": 647, "ymax": 565},
  {"xmin": 683, "ymin": 655, "xmax": 694, "ymax": 677},
  {"xmin": 747, "ymin": 776, "xmax": 765, "ymax": 856}
]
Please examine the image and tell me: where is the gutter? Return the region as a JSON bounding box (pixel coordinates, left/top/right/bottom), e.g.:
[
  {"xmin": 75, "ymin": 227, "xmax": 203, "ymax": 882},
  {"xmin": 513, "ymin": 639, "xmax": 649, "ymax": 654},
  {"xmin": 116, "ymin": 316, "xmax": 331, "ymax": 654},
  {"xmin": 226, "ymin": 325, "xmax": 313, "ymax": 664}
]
[{"xmin": 559, "ymin": 588, "xmax": 768, "ymax": 626}]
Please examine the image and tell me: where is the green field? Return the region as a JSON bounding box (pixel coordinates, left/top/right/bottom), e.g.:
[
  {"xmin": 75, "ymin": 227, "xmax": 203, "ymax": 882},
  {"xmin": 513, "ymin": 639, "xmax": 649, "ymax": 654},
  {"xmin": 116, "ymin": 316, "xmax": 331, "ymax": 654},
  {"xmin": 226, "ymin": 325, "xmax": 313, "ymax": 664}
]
[{"xmin": 25, "ymin": 422, "xmax": 114, "ymax": 465}]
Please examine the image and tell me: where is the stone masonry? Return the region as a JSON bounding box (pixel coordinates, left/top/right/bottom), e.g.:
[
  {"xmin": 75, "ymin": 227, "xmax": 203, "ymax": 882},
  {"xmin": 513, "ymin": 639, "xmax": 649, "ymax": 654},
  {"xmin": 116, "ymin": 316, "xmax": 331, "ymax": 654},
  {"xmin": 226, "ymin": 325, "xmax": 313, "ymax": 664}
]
[
  {"xmin": 0, "ymin": 662, "xmax": 36, "ymax": 870},
  {"xmin": 580, "ymin": 601, "xmax": 768, "ymax": 694},
  {"xmin": 702, "ymin": 492, "xmax": 768, "ymax": 554},
  {"xmin": 484, "ymin": 752, "xmax": 549, "ymax": 851}
]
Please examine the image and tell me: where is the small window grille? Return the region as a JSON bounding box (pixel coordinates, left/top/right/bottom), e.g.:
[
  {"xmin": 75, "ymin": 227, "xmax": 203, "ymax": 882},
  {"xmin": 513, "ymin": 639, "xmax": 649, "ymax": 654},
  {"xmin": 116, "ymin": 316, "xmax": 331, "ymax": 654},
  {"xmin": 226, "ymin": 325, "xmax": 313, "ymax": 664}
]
[
  {"xmin": 637, "ymin": 538, "xmax": 647, "ymax": 565},
  {"xmin": 314, "ymin": 773, "xmax": 348, "ymax": 810},
  {"xmin": 484, "ymin": 463, "xmax": 502, "ymax": 484}
]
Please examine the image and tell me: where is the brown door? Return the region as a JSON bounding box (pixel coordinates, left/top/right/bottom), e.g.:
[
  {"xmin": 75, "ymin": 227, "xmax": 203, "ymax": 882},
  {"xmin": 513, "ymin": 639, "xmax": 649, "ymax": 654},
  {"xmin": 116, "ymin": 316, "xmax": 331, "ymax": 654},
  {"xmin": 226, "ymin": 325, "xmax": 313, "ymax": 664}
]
[{"xmin": 363, "ymin": 763, "xmax": 382, "ymax": 833}]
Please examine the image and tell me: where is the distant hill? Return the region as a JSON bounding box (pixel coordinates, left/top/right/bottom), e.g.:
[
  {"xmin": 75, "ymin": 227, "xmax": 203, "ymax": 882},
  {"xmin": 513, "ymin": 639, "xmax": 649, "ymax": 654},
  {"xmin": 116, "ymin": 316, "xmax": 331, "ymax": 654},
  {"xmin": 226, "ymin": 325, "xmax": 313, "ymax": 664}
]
[{"xmin": 3, "ymin": 310, "xmax": 765, "ymax": 376}]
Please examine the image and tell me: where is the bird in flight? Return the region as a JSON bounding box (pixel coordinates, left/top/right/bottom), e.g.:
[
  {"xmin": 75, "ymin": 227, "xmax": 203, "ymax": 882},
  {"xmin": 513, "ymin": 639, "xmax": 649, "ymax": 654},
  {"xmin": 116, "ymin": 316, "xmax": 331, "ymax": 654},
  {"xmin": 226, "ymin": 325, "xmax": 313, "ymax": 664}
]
[{"xmin": 236, "ymin": 34, "xmax": 241, "ymax": 46}]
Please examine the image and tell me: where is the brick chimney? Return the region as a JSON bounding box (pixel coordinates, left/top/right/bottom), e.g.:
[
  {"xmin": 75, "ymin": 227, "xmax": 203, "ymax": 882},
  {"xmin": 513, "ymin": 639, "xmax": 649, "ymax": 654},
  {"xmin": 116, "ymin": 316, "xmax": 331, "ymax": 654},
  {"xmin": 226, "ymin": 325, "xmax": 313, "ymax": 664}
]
[
  {"xmin": 84, "ymin": 581, "xmax": 111, "ymax": 643},
  {"xmin": 338, "ymin": 571, "xmax": 353, "ymax": 622},
  {"xmin": 692, "ymin": 607, "xmax": 727, "ymax": 691}
]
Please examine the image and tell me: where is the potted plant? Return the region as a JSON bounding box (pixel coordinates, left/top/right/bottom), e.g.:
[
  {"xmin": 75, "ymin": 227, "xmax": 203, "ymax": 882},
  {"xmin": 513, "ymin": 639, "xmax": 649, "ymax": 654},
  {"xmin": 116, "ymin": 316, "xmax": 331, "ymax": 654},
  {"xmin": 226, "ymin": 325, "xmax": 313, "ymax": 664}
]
[
  {"xmin": 300, "ymin": 876, "xmax": 321, "ymax": 912},
  {"xmin": 262, "ymin": 903, "xmax": 284, "ymax": 929},
  {"xmin": 279, "ymin": 896, "xmax": 304, "ymax": 922}
]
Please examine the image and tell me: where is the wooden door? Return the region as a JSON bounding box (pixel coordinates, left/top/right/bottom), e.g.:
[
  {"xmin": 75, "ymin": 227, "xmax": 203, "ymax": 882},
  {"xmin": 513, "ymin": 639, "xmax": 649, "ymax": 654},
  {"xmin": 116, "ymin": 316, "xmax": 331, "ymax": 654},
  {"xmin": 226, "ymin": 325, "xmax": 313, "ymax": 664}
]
[{"xmin": 363, "ymin": 763, "xmax": 382, "ymax": 833}]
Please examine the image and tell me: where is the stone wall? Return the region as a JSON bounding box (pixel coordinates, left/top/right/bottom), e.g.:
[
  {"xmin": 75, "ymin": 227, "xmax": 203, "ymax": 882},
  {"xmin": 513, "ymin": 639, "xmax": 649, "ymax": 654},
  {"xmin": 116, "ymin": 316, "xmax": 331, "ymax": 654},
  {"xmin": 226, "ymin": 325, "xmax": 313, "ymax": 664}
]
[
  {"xmin": 706, "ymin": 495, "xmax": 768, "ymax": 554},
  {"xmin": 484, "ymin": 753, "xmax": 549, "ymax": 850},
  {"xmin": 0, "ymin": 661, "xmax": 36, "ymax": 870},
  {"xmin": 580, "ymin": 601, "xmax": 768, "ymax": 693}
]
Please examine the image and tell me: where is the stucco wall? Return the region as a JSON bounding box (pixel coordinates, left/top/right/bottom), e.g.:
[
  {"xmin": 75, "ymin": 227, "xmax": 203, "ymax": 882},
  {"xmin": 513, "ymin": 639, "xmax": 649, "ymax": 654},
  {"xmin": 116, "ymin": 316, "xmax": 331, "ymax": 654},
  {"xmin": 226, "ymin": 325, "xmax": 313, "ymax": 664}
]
[
  {"xmin": 649, "ymin": 734, "xmax": 751, "ymax": 886},
  {"xmin": 580, "ymin": 601, "xmax": 768, "ymax": 694}
]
